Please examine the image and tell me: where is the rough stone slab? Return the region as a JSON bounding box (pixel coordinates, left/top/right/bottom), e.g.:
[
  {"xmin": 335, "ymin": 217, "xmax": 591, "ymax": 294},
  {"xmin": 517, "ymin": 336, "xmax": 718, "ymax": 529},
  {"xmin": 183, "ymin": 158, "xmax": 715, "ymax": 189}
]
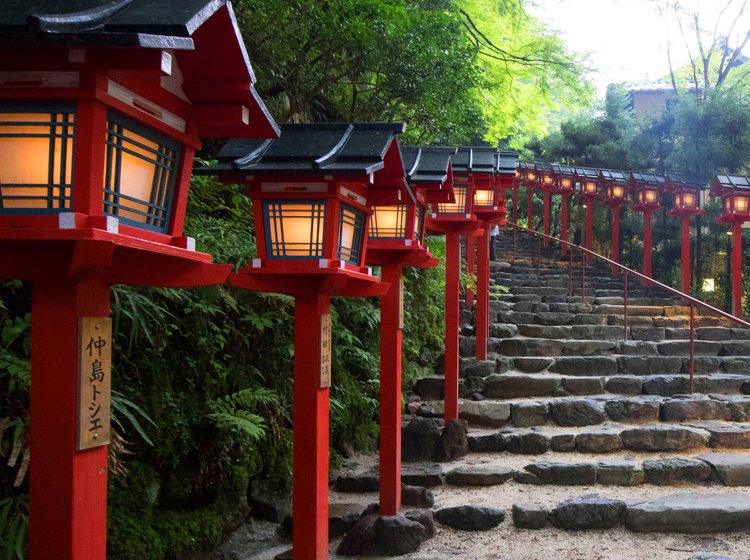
[
  {"xmin": 517, "ymin": 324, "xmax": 571, "ymax": 339},
  {"xmin": 605, "ymin": 398, "xmax": 660, "ymax": 423},
  {"xmin": 562, "ymin": 376, "xmax": 605, "ymax": 395},
  {"xmin": 696, "ymin": 375, "xmax": 746, "ymax": 395},
  {"xmin": 661, "ymin": 398, "xmax": 731, "ymax": 422},
  {"xmin": 629, "ymin": 327, "xmax": 666, "ymax": 342},
  {"xmin": 468, "ymin": 432, "xmax": 506, "ymax": 453},
  {"xmin": 696, "ymin": 327, "xmax": 734, "ymax": 341},
  {"xmin": 642, "ymin": 375, "xmax": 691, "ymax": 396},
  {"xmin": 605, "ymin": 377, "xmax": 643, "ymax": 396},
  {"xmin": 610, "ymin": 315, "xmax": 655, "ymax": 327},
  {"xmin": 513, "ymin": 302, "xmax": 549, "ymax": 313},
  {"xmin": 682, "ymin": 356, "xmax": 722, "ymax": 374},
  {"xmin": 571, "ymin": 314, "xmax": 608, "ymax": 326},
  {"xmin": 504, "ymin": 432, "xmax": 551, "ymax": 455},
  {"xmin": 575, "ymin": 431, "xmax": 623, "ymax": 453},
  {"xmin": 484, "ymin": 374, "xmax": 560, "ymax": 399},
  {"xmin": 625, "ymin": 492, "xmax": 750, "ymax": 533},
  {"xmin": 549, "ymin": 399, "xmax": 606, "ymax": 427},
  {"xmin": 495, "ymin": 338, "xmax": 566, "ymax": 357},
  {"xmin": 489, "ymin": 324, "xmax": 519, "ymax": 338},
  {"xmin": 642, "ymin": 458, "xmax": 712, "ymax": 485},
  {"xmin": 721, "ymin": 357, "xmax": 750, "ymax": 374},
  {"xmin": 548, "ymin": 356, "xmax": 618, "ymax": 376},
  {"xmin": 570, "ymin": 325, "xmax": 624, "ymax": 341},
  {"xmin": 597, "ymin": 460, "xmax": 645, "ymax": 486},
  {"xmin": 512, "ymin": 503, "xmax": 548, "ymax": 529},
  {"xmin": 698, "ymin": 453, "xmax": 750, "ymax": 486},
  {"xmin": 726, "ymin": 398, "xmax": 750, "ymax": 422},
  {"xmin": 523, "ymin": 462, "xmax": 597, "ymax": 485},
  {"xmin": 550, "ymin": 494, "xmax": 627, "ymax": 530},
  {"xmin": 497, "ymin": 311, "xmax": 535, "ymax": 325},
  {"xmin": 705, "ymin": 425, "xmax": 750, "ymax": 449},
  {"xmin": 336, "ymin": 471, "xmax": 379, "ymax": 492},
  {"xmin": 513, "ymin": 357, "xmax": 554, "ymax": 373},
  {"xmin": 550, "ymin": 433, "xmax": 576, "ymax": 452},
  {"xmin": 615, "ymin": 340, "xmax": 660, "ymax": 355},
  {"xmin": 721, "ymin": 341, "xmax": 750, "ymax": 356},
  {"xmin": 620, "ymin": 425, "xmax": 711, "ymax": 451},
  {"xmin": 459, "ymin": 336, "xmax": 476, "ymax": 358},
  {"xmin": 534, "ymin": 312, "xmax": 575, "ymax": 326},
  {"xmin": 445, "ymin": 465, "xmax": 515, "ymax": 486},
  {"xmin": 561, "ymin": 340, "xmax": 617, "ymax": 356},
  {"xmin": 435, "ymin": 505, "xmax": 505, "ymax": 531},
  {"xmin": 458, "ymin": 400, "xmax": 511, "ymax": 428},
  {"xmin": 413, "ymin": 376, "xmax": 444, "ymax": 400},
  {"xmin": 594, "ymin": 304, "xmax": 663, "ymax": 316},
  {"xmin": 658, "ymin": 340, "xmax": 723, "ymax": 356},
  {"xmin": 460, "ymin": 359, "xmax": 495, "ymax": 378},
  {"xmin": 511, "ymin": 401, "xmax": 548, "ymax": 428},
  {"xmin": 618, "ymin": 356, "xmax": 683, "ymax": 375},
  {"xmin": 401, "ymin": 463, "xmax": 445, "ymax": 488},
  {"xmin": 401, "ymin": 485, "xmax": 434, "ymax": 508}
]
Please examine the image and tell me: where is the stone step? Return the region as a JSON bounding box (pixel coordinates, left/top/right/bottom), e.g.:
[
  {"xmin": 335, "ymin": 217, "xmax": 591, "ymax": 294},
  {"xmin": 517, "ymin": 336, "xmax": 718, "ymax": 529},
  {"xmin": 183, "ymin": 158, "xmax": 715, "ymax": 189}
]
[
  {"xmin": 465, "ymin": 422, "xmax": 750, "ymax": 455},
  {"xmin": 414, "ymin": 394, "xmax": 750, "ymax": 429},
  {"xmin": 495, "ymin": 310, "xmax": 732, "ymax": 328}
]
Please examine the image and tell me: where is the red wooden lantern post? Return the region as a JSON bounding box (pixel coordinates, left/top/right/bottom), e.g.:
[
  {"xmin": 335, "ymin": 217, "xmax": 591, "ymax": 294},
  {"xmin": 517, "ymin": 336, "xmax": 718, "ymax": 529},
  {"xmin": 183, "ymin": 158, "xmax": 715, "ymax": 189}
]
[
  {"xmin": 552, "ymin": 164, "xmax": 575, "ymax": 256},
  {"xmin": 0, "ymin": 3, "xmax": 278, "ymax": 559},
  {"xmin": 472, "ymin": 148, "xmax": 510, "ymax": 361},
  {"xmin": 600, "ymin": 170, "xmax": 629, "ymax": 274},
  {"xmin": 521, "ymin": 162, "xmax": 539, "ymax": 238},
  {"xmin": 377, "ymin": 146, "xmax": 454, "ymax": 514},
  {"xmin": 629, "ymin": 173, "xmax": 664, "ymax": 280},
  {"xmin": 511, "ymin": 165, "xmax": 522, "ymax": 223},
  {"xmin": 574, "ymin": 167, "xmax": 600, "ymax": 261},
  {"xmin": 538, "ymin": 163, "xmax": 555, "ymax": 247},
  {"xmin": 427, "ymin": 148, "xmax": 480, "ymax": 422},
  {"xmin": 201, "ymin": 123, "xmax": 405, "ymax": 559},
  {"xmin": 665, "ymin": 173, "xmax": 705, "ymax": 294},
  {"xmin": 711, "ymin": 174, "xmax": 750, "ymax": 317}
]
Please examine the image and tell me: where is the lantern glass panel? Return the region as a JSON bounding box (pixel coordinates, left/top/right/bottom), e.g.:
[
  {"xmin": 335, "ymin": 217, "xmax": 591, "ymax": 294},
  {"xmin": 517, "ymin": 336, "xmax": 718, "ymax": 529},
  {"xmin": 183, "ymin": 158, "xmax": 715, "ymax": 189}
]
[
  {"xmin": 526, "ymin": 171, "xmax": 537, "ymax": 182},
  {"xmin": 584, "ymin": 181, "xmax": 597, "ymax": 194},
  {"xmin": 559, "ymin": 178, "xmax": 572, "ymax": 190},
  {"xmin": 437, "ymin": 185, "xmax": 467, "ymax": 214},
  {"xmin": 735, "ymin": 194, "xmax": 749, "ymax": 213},
  {"xmin": 474, "ymin": 188, "xmax": 494, "ymax": 207},
  {"xmin": 643, "ymin": 188, "xmax": 658, "ymax": 204},
  {"xmin": 543, "ymin": 175, "xmax": 554, "ymax": 187},
  {"xmin": 103, "ymin": 113, "xmax": 180, "ymax": 232},
  {"xmin": 264, "ymin": 200, "xmax": 326, "ymax": 259},
  {"xmin": 683, "ymin": 192, "xmax": 696, "ymax": 208},
  {"xmin": 369, "ymin": 205, "xmax": 408, "ymax": 239},
  {"xmin": 0, "ymin": 106, "xmax": 75, "ymax": 212},
  {"xmin": 338, "ymin": 203, "xmax": 365, "ymax": 265},
  {"xmin": 415, "ymin": 205, "xmax": 425, "ymax": 243},
  {"xmin": 611, "ymin": 185, "xmax": 625, "ymax": 200}
]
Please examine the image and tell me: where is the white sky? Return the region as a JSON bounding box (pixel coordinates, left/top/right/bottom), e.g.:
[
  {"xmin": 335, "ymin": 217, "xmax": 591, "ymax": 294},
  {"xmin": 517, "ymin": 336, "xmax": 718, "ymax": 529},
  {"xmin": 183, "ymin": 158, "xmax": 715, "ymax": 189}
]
[{"xmin": 528, "ymin": 0, "xmax": 750, "ymax": 93}]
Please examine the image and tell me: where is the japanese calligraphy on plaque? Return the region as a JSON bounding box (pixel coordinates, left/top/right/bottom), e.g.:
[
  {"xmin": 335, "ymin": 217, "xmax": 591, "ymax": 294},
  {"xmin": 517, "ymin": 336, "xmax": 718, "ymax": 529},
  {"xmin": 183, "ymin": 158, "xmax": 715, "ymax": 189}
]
[
  {"xmin": 319, "ymin": 313, "xmax": 332, "ymax": 388},
  {"xmin": 77, "ymin": 317, "xmax": 112, "ymax": 450},
  {"xmin": 398, "ymin": 276, "xmax": 404, "ymax": 329}
]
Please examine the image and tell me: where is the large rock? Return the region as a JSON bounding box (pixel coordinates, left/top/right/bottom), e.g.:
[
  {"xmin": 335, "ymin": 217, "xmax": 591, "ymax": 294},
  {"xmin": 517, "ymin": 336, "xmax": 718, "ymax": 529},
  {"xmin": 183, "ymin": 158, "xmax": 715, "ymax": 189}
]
[
  {"xmin": 698, "ymin": 454, "xmax": 750, "ymax": 486},
  {"xmin": 435, "ymin": 505, "xmax": 505, "ymax": 531},
  {"xmin": 657, "ymin": 340, "xmax": 723, "ymax": 356},
  {"xmin": 511, "ymin": 401, "xmax": 548, "ymax": 428},
  {"xmin": 549, "ymin": 494, "xmax": 626, "ymax": 530},
  {"xmin": 459, "ymin": 400, "xmax": 511, "ymax": 428},
  {"xmin": 597, "ymin": 460, "xmax": 645, "ymax": 486},
  {"xmin": 468, "ymin": 432, "xmax": 506, "ymax": 452},
  {"xmin": 575, "ymin": 431, "xmax": 623, "ymax": 453},
  {"xmin": 401, "ymin": 463, "xmax": 444, "ymax": 488},
  {"xmin": 436, "ymin": 419, "xmax": 468, "ymax": 462},
  {"xmin": 404, "ymin": 509, "xmax": 435, "ymax": 538},
  {"xmin": 336, "ymin": 471, "xmax": 379, "ymax": 493},
  {"xmin": 549, "ymin": 399, "xmax": 606, "ymax": 427},
  {"xmin": 488, "ymin": 324, "xmax": 518, "ymax": 338},
  {"xmin": 705, "ymin": 425, "xmax": 750, "ymax": 448},
  {"xmin": 605, "ymin": 376, "xmax": 643, "ymax": 396},
  {"xmin": 535, "ymin": 312, "xmax": 575, "ymax": 325},
  {"xmin": 550, "ymin": 433, "xmax": 576, "ymax": 452},
  {"xmin": 621, "ymin": 425, "xmax": 710, "ymax": 451},
  {"xmin": 642, "ymin": 458, "xmax": 712, "ymax": 485},
  {"xmin": 337, "ymin": 514, "xmax": 378, "ymax": 555},
  {"xmin": 445, "ymin": 465, "xmax": 514, "ymax": 486},
  {"xmin": 618, "ymin": 356, "xmax": 682, "ymax": 375},
  {"xmin": 484, "ymin": 374, "xmax": 560, "ymax": 399},
  {"xmin": 521, "ymin": 462, "xmax": 596, "ymax": 485},
  {"xmin": 642, "ymin": 375, "xmax": 690, "ymax": 396},
  {"xmin": 495, "ymin": 338, "xmax": 565, "ymax": 357},
  {"xmin": 514, "ymin": 357, "xmax": 554, "ymax": 373},
  {"xmin": 372, "ymin": 515, "xmax": 427, "ymax": 556},
  {"xmin": 562, "ymin": 340, "xmax": 617, "ymax": 356},
  {"xmin": 402, "ymin": 417, "xmax": 442, "ymax": 462},
  {"xmin": 413, "ymin": 377, "xmax": 444, "ymax": 400},
  {"xmin": 562, "ymin": 376, "xmax": 605, "ymax": 395},
  {"xmin": 400, "ymin": 484, "xmax": 434, "ymax": 508},
  {"xmin": 461, "ymin": 359, "xmax": 496, "ymax": 378},
  {"xmin": 625, "ymin": 492, "xmax": 750, "ymax": 533},
  {"xmin": 512, "ymin": 503, "xmax": 548, "ymax": 529}
]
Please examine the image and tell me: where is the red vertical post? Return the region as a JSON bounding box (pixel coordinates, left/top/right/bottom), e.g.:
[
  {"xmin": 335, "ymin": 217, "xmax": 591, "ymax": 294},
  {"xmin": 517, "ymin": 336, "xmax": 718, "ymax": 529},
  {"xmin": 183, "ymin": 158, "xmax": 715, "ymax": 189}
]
[
  {"xmin": 732, "ymin": 220, "xmax": 743, "ymax": 317},
  {"xmin": 543, "ymin": 190, "xmax": 551, "ymax": 247},
  {"xmin": 611, "ymin": 204, "xmax": 620, "ymax": 275},
  {"xmin": 466, "ymin": 235, "xmax": 475, "ymax": 306},
  {"xmin": 689, "ymin": 302, "xmax": 695, "ymax": 394},
  {"xmin": 292, "ymin": 293, "xmax": 330, "ymax": 560},
  {"xmin": 585, "ymin": 202, "xmax": 594, "ymax": 264},
  {"xmin": 561, "ymin": 194, "xmax": 569, "ymax": 257},
  {"xmin": 643, "ymin": 208, "xmax": 653, "ymax": 279},
  {"xmin": 682, "ymin": 216, "xmax": 691, "ymax": 294},
  {"xmin": 527, "ymin": 187, "xmax": 534, "ymax": 238},
  {"xmin": 29, "ymin": 278, "xmax": 110, "ymax": 560},
  {"xmin": 444, "ymin": 232, "xmax": 460, "ymax": 422},
  {"xmin": 379, "ymin": 264, "xmax": 403, "ymax": 515},
  {"xmin": 512, "ymin": 187, "xmax": 519, "ymax": 223},
  {"xmin": 476, "ymin": 227, "xmax": 490, "ymax": 361}
]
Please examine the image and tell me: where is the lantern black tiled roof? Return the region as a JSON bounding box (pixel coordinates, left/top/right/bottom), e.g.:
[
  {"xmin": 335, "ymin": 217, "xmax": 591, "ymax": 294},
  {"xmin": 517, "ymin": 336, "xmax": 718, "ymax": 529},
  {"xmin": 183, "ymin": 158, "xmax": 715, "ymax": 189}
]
[
  {"xmin": 0, "ymin": 0, "xmax": 224, "ymax": 48},
  {"xmin": 204, "ymin": 123, "xmax": 407, "ymax": 176},
  {"xmin": 551, "ymin": 164, "xmax": 574, "ymax": 176},
  {"xmin": 629, "ymin": 172, "xmax": 665, "ymax": 186},
  {"xmin": 452, "ymin": 147, "xmax": 497, "ymax": 174},
  {"xmin": 401, "ymin": 146, "xmax": 457, "ymax": 185},
  {"xmin": 574, "ymin": 167, "xmax": 599, "ymax": 179},
  {"xmin": 664, "ymin": 172, "xmax": 707, "ymax": 191},
  {"xmin": 599, "ymin": 169, "xmax": 629, "ymax": 183},
  {"xmin": 713, "ymin": 175, "xmax": 750, "ymax": 189},
  {"xmin": 496, "ymin": 151, "xmax": 520, "ymax": 175}
]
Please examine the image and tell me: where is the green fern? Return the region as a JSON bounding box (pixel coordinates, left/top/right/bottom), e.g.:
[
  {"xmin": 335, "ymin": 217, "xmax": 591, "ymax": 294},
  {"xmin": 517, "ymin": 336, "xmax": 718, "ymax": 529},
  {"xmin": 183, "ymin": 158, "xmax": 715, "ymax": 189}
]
[
  {"xmin": 207, "ymin": 388, "xmax": 281, "ymax": 441},
  {"xmin": 0, "ymin": 495, "xmax": 27, "ymax": 560}
]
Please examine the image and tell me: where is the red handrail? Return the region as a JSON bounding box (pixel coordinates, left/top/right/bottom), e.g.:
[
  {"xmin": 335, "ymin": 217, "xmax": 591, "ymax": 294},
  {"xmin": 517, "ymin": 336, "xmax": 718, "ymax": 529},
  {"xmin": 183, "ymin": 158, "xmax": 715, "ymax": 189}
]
[{"xmin": 506, "ymin": 221, "xmax": 750, "ymax": 394}]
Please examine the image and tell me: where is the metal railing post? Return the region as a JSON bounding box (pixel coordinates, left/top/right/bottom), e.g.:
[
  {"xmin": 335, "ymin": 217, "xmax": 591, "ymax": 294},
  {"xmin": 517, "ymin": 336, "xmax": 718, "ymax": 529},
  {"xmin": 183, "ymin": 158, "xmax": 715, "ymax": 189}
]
[
  {"xmin": 568, "ymin": 243, "xmax": 574, "ymax": 298},
  {"xmin": 623, "ymin": 270, "xmax": 629, "ymax": 341},
  {"xmin": 689, "ymin": 302, "xmax": 695, "ymax": 394},
  {"xmin": 536, "ymin": 236, "xmax": 541, "ymax": 277},
  {"xmin": 581, "ymin": 247, "xmax": 586, "ymax": 301},
  {"xmin": 512, "ymin": 223, "xmax": 517, "ymax": 265}
]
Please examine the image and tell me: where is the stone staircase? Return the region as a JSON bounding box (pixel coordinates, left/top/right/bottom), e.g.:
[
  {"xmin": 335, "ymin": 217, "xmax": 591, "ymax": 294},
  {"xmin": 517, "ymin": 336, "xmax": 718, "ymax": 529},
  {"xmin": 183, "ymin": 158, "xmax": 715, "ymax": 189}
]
[{"xmin": 328, "ymin": 227, "xmax": 750, "ymax": 558}]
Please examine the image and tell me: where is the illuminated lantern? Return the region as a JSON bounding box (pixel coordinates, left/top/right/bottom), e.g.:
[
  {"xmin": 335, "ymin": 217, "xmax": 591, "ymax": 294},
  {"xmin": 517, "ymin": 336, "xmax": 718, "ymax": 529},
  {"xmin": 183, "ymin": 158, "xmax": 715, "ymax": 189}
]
[
  {"xmin": 600, "ymin": 169, "xmax": 629, "ymax": 272},
  {"xmin": 496, "ymin": 151, "xmax": 519, "ymax": 227},
  {"xmin": 574, "ymin": 166, "xmax": 600, "ymax": 257},
  {"xmin": 0, "ymin": 2, "xmax": 278, "ymax": 560},
  {"xmin": 711, "ymin": 174, "xmax": 750, "ymax": 316},
  {"xmin": 665, "ymin": 172, "xmax": 706, "ymax": 294},
  {"xmin": 551, "ymin": 164, "xmax": 575, "ymax": 256},
  {"xmin": 518, "ymin": 161, "xmax": 538, "ymax": 238},
  {"xmin": 537, "ymin": 163, "xmax": 555, "ymax": 244},
  {"xmin": 628, "ymin": 172, "xmax": 665, "ymax": 280},
  {"xmin": 201, "ymin": 123, "xmax": 406, "ymax": 558}
]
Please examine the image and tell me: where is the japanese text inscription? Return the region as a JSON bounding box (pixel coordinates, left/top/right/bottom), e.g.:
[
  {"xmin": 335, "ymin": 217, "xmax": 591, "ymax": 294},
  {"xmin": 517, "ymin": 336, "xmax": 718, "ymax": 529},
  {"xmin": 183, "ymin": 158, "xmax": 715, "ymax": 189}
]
[
  {"xmin": 319, "ymin": 313, "xmax": 332, "ymax": 388},
  {"xmin": 77, "ymin": 317, "xmax": 112, "ymax": 450}
]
